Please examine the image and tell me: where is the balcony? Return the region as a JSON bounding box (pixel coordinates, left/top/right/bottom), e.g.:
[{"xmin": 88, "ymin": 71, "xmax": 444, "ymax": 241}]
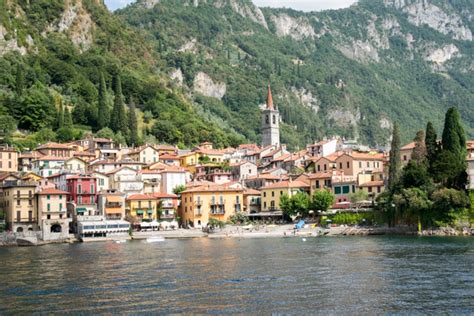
[
  {"xmin": 160, "ymin": 213, "xmax": 175, "ymax": 219},
  {"xmin": 161, "ymin": 202, "xmax": 174, "ymax": 208},
  {"xmin": 210, "ymin": 208, "xmax": 225, "ymax": 215},
  {"xmin": 210, "ymin": 200, "xmax": 226, "ymax": 206}
]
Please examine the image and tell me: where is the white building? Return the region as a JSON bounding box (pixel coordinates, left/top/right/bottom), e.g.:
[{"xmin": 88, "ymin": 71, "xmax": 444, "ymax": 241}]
[{"xmin": 108, "ymin": 167, "xmax": 144, "ymax": 197}]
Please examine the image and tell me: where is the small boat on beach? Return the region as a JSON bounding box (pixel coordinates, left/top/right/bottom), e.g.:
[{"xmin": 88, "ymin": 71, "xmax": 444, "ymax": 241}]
[
  {"xmin": 146, "ymin": 236, "xmax": 165, "ymax": 243},
  {"xmin": 114, "ymin": 240, "xmax": 127, "ymax": 244}
]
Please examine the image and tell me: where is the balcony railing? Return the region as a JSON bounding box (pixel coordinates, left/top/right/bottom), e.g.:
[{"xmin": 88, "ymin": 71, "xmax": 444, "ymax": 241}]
[
  {"xmin": 160, "ymin": 214, "xmax": 175, "ymax": 219},
  {"xmin": 210, "ymin": 209, "xmax": 225, "ymax": 215},
  {"xmin": 210, "ymin": 200, "xmax": 225, "ymax": 206}
]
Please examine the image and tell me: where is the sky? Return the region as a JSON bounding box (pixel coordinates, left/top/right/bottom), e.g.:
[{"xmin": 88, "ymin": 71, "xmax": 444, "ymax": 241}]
[{"xmin": 104, "ymin": 0, "xmax": 358, "ymax": 12}]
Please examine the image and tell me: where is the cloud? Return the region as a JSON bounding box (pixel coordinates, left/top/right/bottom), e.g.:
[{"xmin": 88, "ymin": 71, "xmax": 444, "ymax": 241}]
[{"xmin": 104, "ymin": 0, "xmax": 358, "ymax": 11}]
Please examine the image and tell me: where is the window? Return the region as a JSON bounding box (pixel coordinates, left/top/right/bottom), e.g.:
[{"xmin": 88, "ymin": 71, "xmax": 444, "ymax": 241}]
[
  {"xmin": 59, "ymin": 203, "xmax": 62, "ymax": 211},
  {"xmin": 339, "ymin": 162, "xmax": 343, "ymax": 169},
  {"xmin": 272, "ymin": 115, "xmax": 276, "ymax": 124},
  {"xmin": 403, "ymin": 155, "xmax": 407, "ymax": 161},
  {"xmin": 17, "ymin": 190, "xmax": 20, "ymax": 198},
  {"xmin": 377, "ymin": 186, "xmax": 381, "ymax": 193},
  {"xmin": 78, "ymin": 184, "xmax": 82, "ymax": 194},
  {"xmin": 78, "ymin": 196, "xmax": 82, "ymax": 205},
  {"xmin": 90, "ymin": 184, "xmax": 95, "ymax": 194},
  {"xmin": 28, "ymin": 199, "xmax": 32, "ymax": 206},
  {"xmin": 368, "ymin": 187, "xmax": 372, "ymax": 193},
  {"xmin": 316, "ymin": 180, "xmax": 320, "ymax": 188},
  {"xmin": 28, "ymin": 211, "xmax": 32, "ymax": 222},
  {"xmin": 47, "ymin": 195, "xmax": 50, "ymax": 200},
  {"xmin": 148, "ymin": 201, "xmax": 152, "ymax": 208},
  {"xmin": 280, "ymin": 191, "xmax": 283, "ymax": 196},
  {"xmin": 8, "ymin": 161, "xmax": 11, "ymax": 169},
  {"xmin": 17, "ymin": 199, "xmax": 20, "ymax": 206},
  {"xmin": 335, "ymin": 187, "xmax": 342, "ymax": 195},
  {"xmin": 263, "ymin": 192, "xmax": 266, "ymax": 197},
  {"xmin": 16, "ymin": 211, "xmax": 20, "ymax": 222},
  {"xmin": 367, "ymin": 162, "xmax": 370, "ymax": 168},
  {"xmin": 342, "ymin": 186, "xmax": 350, "ymax": 194},
  {"xmin": 272, "ymin": 191, "xmax": 275, "ymax": 197},
  {"xmin": 100, "ymin": 179, "xmax": 104, "ymax": 186},
  {"xmin": 138, "ymin": 201, "xmax": 142, "ymax": 209},
  {"xmin": 324, "ymin": 164, "xmax": 327, "ymax": 171},
  {"xmin": 47, "ymin": 214, "xmax": 51, "ymax": 220},
  {"xmin": 263, "ymin": 202, "xmax": 267, "ymax": 208},
  {"xmin": 265, "ymin": 115, "xmax": 269, "ymax": 124},
  {"xmin": 47, "ymin": 203, "xmax": 51, "ymax": 212},
  {"xmin": 59, "ymin": 195, "xmax": 62, "ymax": 200},
  {"xmin": 347, "ymin": 162, "xmax": 350, "ymax": 168},
  {"xmin": 359, "ymin": 162, "xmax": 362, "ymax": 168},
  {"xmin": 60, "ymin": 214, "xmax": 63, "ymax": 219}
]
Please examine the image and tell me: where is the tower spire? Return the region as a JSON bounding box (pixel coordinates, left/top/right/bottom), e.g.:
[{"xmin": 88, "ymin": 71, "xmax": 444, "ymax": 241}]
[{"xmin": 266, "ymin": 84, "xmax": 273, "ymax": 110}]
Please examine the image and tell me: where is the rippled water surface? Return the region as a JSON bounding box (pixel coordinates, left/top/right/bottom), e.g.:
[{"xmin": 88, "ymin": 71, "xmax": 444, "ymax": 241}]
[{"xmin": 0, "ymin": 237, "xmax": 473, "ymax": 314}]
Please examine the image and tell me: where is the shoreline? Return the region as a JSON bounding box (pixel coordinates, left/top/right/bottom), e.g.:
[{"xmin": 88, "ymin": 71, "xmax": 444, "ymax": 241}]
[{"xmin": 1, "ymin": 225, "xmax": 472, "ymax": 247}]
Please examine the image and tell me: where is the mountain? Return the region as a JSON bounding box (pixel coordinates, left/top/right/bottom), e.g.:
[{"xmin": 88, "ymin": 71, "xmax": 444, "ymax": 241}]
[{"xmin": 0, "ymin": 0, "xmax": 472, "ymax": 150}]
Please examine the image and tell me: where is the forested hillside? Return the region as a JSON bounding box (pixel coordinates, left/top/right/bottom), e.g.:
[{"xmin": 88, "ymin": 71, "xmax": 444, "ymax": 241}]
[{"xmin": 0, "ymin": 0, "xmax": 472, "ymax": 150}]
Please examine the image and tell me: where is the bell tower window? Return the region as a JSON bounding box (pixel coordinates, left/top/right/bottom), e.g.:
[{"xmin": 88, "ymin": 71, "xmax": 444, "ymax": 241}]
[
  {"xmin": 273, "ymin": 115, "xmax": 276, "ymax": 124},
  {"xmin": 265, "ymin": 115, "xmax": 269, "ymax": 124}
]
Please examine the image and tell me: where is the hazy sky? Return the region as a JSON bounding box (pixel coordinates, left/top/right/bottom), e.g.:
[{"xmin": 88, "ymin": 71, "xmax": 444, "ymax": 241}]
[{"xmin": 104, "ymin": 0, "xmax": 358, "ymax": 11}]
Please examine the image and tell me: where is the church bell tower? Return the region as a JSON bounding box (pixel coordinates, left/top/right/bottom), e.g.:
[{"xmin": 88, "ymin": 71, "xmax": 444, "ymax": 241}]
[{"xmin": 261, "ymin": 85, "xmax": 280, "ymax": 148}]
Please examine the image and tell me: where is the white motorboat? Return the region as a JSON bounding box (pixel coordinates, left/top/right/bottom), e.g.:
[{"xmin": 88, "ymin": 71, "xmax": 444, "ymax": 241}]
[{"xmin": 146, "ymin": 236, "xmax": 165, "ymax": 243}]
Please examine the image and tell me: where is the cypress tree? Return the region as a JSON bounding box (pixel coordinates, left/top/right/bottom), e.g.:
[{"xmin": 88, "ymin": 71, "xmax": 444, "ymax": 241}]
[
  {"xmin": 56, "ymin": 101, "xmax": 64, "ymax": 129},
  {"xmin": 388, "ymin": 122, "xmax": 401, "ymax": 191},
  {"xmin": 411, "ymin": 130, "xmax": 427, "ymax": 164},
  {"xmin": 97, "ymin": 72, "xmax": 110, "ymax": 129},
  {"xmin": 111, "ymin": 74, "xmax": 127, "ymax": 135},
  {"xmin": 128, "ymin": 98, "xmax": 139, "ymax": 146},
  {"xmin": 15, "ymin": 62, "xmax": 25, "ymax": 96},
  {"xmin": 64, "ymin": 106, "xmax": 73, "ymax": 127},
  {"xmin": 425, "ymin": 121, "xmax": 438, "ymax": 169},
  {"xmin": 442, "ymin": 107, "xmax": 466, "ymax": 159},
  {"xmin": 441, "ymin": 107, "xmax": 468, "ymax": 189}
]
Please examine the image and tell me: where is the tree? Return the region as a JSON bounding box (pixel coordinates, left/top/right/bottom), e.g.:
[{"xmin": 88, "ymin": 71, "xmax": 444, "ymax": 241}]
[
  {"xmin": 32, "ymin": 128, "xmax": 56, "ymax": 144},
  {"xmin": 110, "ymin": 74, "xmax": 127, "ymax": 135},
  {"xmin": 15, "ymin": 62, "xmax": 25, "ymax": 96},
  {"xmin": 411, "ymin": 130, "xmax": 427, "ymax": 164},
  {"xmin": 442, "ymin": 107, "xmax": 466, "ymax": 159},
  {"xmin": 172, "ymin": 184, "xmax": 187, "ymax": 195},
  {"xmin": 280, "ymin": 192, "xmax": 310, "ymax": 217},
  {"xmin": 440, "ymin": 107, "xmax": 468, "ymax": 189},
  {"xmin": 56, "ymin": 127, "xmax": 74, "ymax": 142},
  {"xmin": 127, "ymin": 98, "xmax": 139, "ymax": 146},
  {"xmin": 18, "ymin": 84, "xmax": 56, "ymax": 131},
  {"xmin": 401, "ymin": 160, "xmax": 431, "ymax": 189},
  {"xmin": 64, "ymin": 106, "xmax": 73, "ymax": 127},
  {"xmin": 97, "ymin": 71, "xmax": 110, "ymax": 129},
  {"xmin": 348, "ymin": 189, "xmax": 369, "ymax": 210},
  {"xmin": 393, "ymin": 188, "xmax": 431, "ymax": 232},
  {"xmin": 425, "ymin": 121, "xmax": 438, "ymax": 171},
  {"xmin": 95, "ymin": 127, "xmax": 115, "ymax": 139},
  {"xmin": 56, "ymin": 101, "xmax": 64, "ymax": 129},
  {"xmin": 388, "ymin": 122, "xmax": 401, "ymax": 191},
  {"xmin": 310, "ymin": 189, "xmax": 335, "ymax": 213},
  {"xmin": 0, "ymin": 115, "xmax": 17, "ymax": 142}
]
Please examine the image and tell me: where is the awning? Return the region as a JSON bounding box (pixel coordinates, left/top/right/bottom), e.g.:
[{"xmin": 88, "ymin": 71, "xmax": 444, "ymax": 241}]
[
  {"xmin": 136, "ymin": 210, "xmax": 144, "ymax": 215},
  {"xmin": 76, "ymin": 207, "xmax": 86, "ymax": 213},
  {"xmin": 107, "ymin": 196, "xmax": 122, "ymax": 203},
  {"xmin": 147, "ymin": 210, "xmax": 154, "ymax": 214}
]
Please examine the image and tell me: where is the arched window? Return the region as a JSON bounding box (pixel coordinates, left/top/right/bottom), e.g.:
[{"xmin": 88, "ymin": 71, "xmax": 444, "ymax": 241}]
[
  {"xmin": 265, "ymin": 115, "xmax": 269, "ymax": 124},
  {"xmin": 273, "ymin": 115, "xmax": 276, "ymax": 124}
]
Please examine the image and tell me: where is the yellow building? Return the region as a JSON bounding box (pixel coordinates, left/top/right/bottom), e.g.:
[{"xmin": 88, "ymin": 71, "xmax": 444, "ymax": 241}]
[
  {"xmin": 126, "ymin": 194, "xmax": 158, "ymax": 222},
  {"xmin": 180, "ymin": 183, "xmax": 244, "ymax": 228},
  {"xmin": 0, "ymin": 182, "xmax": 38, "ymax": 232},
  {"xmin": 179, "ymin": 152, "xmax": 200, "ymax": 167},
  {"xmin": 260, "ymin": 180, "xmax": 310, "ymax": 212},
  {"xmin": 36, "ymin": 188, "xmax": 69, "ymax": 240}
]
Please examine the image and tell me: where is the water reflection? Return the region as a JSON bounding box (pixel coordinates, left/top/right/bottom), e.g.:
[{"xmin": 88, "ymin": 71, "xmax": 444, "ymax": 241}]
[{"xmin": 0, "ymin": 237, "xmax": 472, "ymax": 314}]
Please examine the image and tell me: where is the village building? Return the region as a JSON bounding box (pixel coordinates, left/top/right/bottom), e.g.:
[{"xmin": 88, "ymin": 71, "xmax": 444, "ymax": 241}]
[
  {"xmin": 18, "ymin": 151, "xmax": 35, "ymax": 172},
  {"xmin": 107, "ymin": 167, "xmax": 144, "ymax": 197},
  {"xmin": 307, "ymin": 139, "xmax": 339, "ymax": 158},
  {"xmin": 400, "ymin": 142, "xmax": 415, "ymax": 165},
  {"xmin": 180, "ymin": 183, "xmax": 244, "ymax": 228},
  {"xmin": 65, "ymin": 157, "xmax": 87, "ymax": 173},
  {"xmin": 34, "ymin": 142, "xmax": 74, "ymax": 158},
  {"xmin": 36, "ymin": 188, "xmax": 69, "ymax": 240},
  {"xmin": 0, "ymin": 147, "xmax": 18, "ymax": 172},
  {"xmin": 126, "ymin": 144, "xmax": 160, "ymax": 164},
  {"xmin": 140, "ymin": 170, "xmax": 161, "ymax": 193},
  {"xmin": 158, "ymin": 153, "xmax": 181, "ymax": 166},
  {"xmin": 97, "ymin": 190, "xmax": 126, "ymax": 220},
  {"xmin": 152, "ymin": 192, "xmax": 179, "ymax": 221},
  {"xmin": 31, "ymin": 156, "xmax": 67, "ymax": 177},
  {"xmin": 243, "ymin": 188, "xmax": 261, "ymax": 214},
  {"xmin": 0, "ymin": 181, "xmax": 38, "ymax": 233},
  {"xmin": 89, "ymin": 158, "xmax": 146, "ymax": 173},
  {"xmin": 260, "ymin": 180, "xmax": 310, "ymax": 212},
  {"xmin": 66, "ymin": 175, "xmax": 98, "ymax": 217},
  {"xmin": 230, "ymin": 160, "xmax": 258, "ymax": 180},
  {"xmin": 126, "ymin": 194, "xmax": 158, "ymax": 224}
]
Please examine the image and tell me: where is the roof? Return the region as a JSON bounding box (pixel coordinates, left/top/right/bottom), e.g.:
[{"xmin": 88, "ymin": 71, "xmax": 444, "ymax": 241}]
[
  {"xmin": 152, "ymin": 192, "xmax": 178, "ymax": 199},
  {"xmin": 345, "ymin": 151, "xmax": 385, "ymax": 160},
  {"xmin": 262, "ymin": 148, "xmax": 283, "ymax": 158},
  {"xmin": 266, "ymin": 84, "xmax": 273, "ymax": 109},
  {"xmin": 246, "ymin": 174, "xmax": 285, "ymax": 180},
  {"xmin": 66, "ymin": 175, "xmax": 96, "ymax": 180},
  {"xmin": 243, "ymin": 188, "xmax": 261, "ymax": 195},
  {"xmin": 37, "ymin": 188, "xmax": 69, "ymax": 195},
  {"xmin": 36, "ymin": 142, "xmax": 72, "ymax": 150},
  {"xmin": 35, "ymin": 156, "xmax": 68, "ymax": 161},
  {"xmin": 127, "ymin": 144, "xmax": 158, "ymax": 155},
  {"xmin": 261, "ymin": 180, "xmax": 310, "ymax": 190},
  {"xmin": 401, "ymin": 142, "xmax": 416, "ymax": 150},
  {"xmin": 182, "ymin": 184, "xmax": 244, "ymax": 194},
  {"xmin": 0, "ymin": 173, "xmax": 20, "ymax": 181},
  {"xmin": 159, "ymin": 154, "xmax": 180, "ymax": 160},
  {"xmin": 308, "ymin": 172, "xmax": 333, "ymax": 179},
  {"xmin": 155, "ymin": 144, "xmax": 177, "ymax": 151},
  {"xmin": 0, "ymin": 147, "xmax": 18, "ymax": 152},
  {"xmin": 126, "ymin": 194, "xmax": 155, "ymax": 201}
]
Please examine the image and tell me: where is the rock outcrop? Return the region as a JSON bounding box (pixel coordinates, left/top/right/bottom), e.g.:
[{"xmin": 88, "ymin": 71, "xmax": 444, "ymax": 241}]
[
  {"xmin": 193, "ymin": 72, "xmax": 226, "ymax": 99},
  {"xmin": 271, "ymin": 14, "xmax": 315, "ymax": 41}
]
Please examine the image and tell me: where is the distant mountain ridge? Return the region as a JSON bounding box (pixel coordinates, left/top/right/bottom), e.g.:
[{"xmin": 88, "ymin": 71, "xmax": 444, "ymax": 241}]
[{"xmin": 0, "ymin": 0, "xmax": 472, "ymax": 149}]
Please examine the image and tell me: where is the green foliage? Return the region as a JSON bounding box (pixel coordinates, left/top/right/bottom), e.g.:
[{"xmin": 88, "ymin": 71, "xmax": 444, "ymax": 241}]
[
  {"xmin": 329, "ymin": 212, "xmax": 381, "ymax": 225},
  {"xmin": 401, "ymin": 161, "xmax": 432, "ymax": 190},
  {"xmin": 95, "ymin": 127, "xmax": 115, "ymax": 139},
  {"xmin": 97, "ymin": 71, "xmax": 110, "ymax": 130},
  {"xmin": 127, "ymin": 99, "xmax": 139, "ymax": 146},
  {"xmin": 172, "ymin": 184, "xmax": 187, "ymax": 195},
  {"xmin": 229, "ymin": 212, "xmax": 248, "ymax": 225},
  {"xmin": 110, "ymin": 74, "xmax": 128, "ymax": 135},
  {"xmin": 348, "ymin": 190, "xmax": 369, "ymax": 209},
  {"xmin": 425, "ymin": 121, "xmax": 438, "ymax": 171},
  {"xmin": 280, "ymin": 192, "xmax": 310, "ymax": 217},
  {"xmin": 208, "ymin": 217, "xmax": 225, "ymax": 229},
  {"xmin": 0, "ymin": 115, "xmax": 17, "ymax": 141},
  {"xmin": 310, "ymin": 189, "xmax": 335, "ymax": 213},
  {"xmin": 388, "ymin": 122, "xmax": 401, "ymax": 191}
]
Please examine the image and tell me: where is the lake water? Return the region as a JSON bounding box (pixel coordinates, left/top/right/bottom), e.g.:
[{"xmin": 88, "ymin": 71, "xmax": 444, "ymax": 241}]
[{"xmin": 0, "ymin": 237, "xmax": 473, "ymax": 314}]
